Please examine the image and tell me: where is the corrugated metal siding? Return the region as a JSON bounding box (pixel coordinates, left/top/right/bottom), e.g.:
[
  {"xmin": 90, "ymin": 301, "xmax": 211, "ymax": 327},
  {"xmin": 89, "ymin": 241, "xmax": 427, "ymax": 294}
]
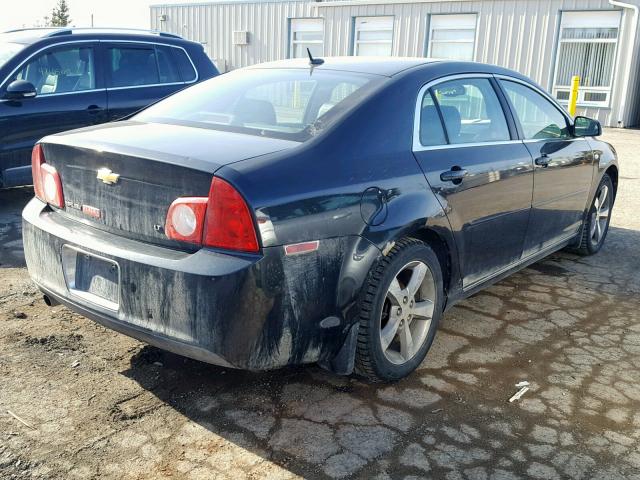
[
  {"xmin": 151, "ymin": 0, "xmax": 640, "ymax": 127},
  {"xmin": 151, "ymin": 1, "xmax": 313, "ymax": 71}
]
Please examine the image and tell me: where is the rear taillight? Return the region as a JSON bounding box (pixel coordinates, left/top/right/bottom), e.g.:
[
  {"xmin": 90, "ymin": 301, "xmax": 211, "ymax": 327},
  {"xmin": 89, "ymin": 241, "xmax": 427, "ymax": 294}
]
[
  {"xmin": 31, "ymin": 144, "xmax": 45, "ymax": 200},
  {"xmin": 165, "ymin": 177, "xmax": 259, "ymax": 253},
  {"xmin": 164, "ymin": 197, "xmax": 208, "ymax": 244},
  {"xmin": 203, "ymin": 178, "xmax": 259, "ymax": 252},
  {"xmin": 31, "ymin": 144, "xmax": 64, "ymax": 208}
]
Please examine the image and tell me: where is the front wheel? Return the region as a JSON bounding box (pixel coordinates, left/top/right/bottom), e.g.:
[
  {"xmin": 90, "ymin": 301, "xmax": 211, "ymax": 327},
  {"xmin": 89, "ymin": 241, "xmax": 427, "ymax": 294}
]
[
  {"xmin": 354, "ymin": 238, "xmax": 444, "ymax": 382},
  {"xmin": 569, "ymin": 173, "xmax": 614, "ymax": 256}
]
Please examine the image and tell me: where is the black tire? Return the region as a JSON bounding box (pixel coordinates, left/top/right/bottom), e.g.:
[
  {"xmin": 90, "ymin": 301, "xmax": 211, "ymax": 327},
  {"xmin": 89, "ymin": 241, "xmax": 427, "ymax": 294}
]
[
  {"xmin": 354, "ymin": 238, "xmax": 444, "ymax": 382},
  {"xmin": 568, "ymin": 173, "xmax": 614, "ymax": 256}
]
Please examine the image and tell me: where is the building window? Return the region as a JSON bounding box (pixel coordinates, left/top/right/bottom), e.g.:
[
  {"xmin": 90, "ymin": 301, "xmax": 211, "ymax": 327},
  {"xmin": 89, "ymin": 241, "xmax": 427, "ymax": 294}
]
[
  {"xmin": 553, "ymin": 10, "xmax": 621, "ymax": 107},
  {"xmin": 427, "ymin": 14, "xmax": 477, "ymax": 61},
  {"xmin": 290, "ymin": 18, "xmax": 324, "ymax": 59},
  {"xmin": 354, "ymin": 16, "xmax": 393, "ymax": 56}
]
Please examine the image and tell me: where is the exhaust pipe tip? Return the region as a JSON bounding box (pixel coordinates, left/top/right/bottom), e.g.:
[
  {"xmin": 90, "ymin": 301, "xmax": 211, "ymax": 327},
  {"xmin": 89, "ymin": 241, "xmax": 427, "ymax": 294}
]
[{"xmin": 43, "ymin": 294, "xmax": 59, "ymax": 307}]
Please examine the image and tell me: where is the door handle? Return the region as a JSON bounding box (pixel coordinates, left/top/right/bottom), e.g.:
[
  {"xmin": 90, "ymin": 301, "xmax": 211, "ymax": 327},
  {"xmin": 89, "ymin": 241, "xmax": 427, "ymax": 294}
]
[
  {"xmin": 87, "ymin": 105, "xmax": 103, "ymax": 114},
  {"xmin": 535, "ymin": 154, "xmax": 550, "ymax": 167},
  {"xmin": 440, "ymin": 167, "xmax": 468, "ymax": 183}
]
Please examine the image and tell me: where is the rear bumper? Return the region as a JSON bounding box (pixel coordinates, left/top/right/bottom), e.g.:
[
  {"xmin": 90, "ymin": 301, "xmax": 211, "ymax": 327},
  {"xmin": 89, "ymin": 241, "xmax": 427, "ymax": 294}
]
[
  {"xmin": 22, "ymin": 198, "xmax": 375, "ymax": 370},
  {"xmin": 34, "ymin": 282, "xmax": 234, "ymax": 367}
]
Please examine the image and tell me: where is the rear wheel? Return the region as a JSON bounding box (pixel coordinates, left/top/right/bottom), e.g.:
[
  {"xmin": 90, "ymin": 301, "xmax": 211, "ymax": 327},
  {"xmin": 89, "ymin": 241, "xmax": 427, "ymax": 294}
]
[
  {"xmin": 570, "ymin": 174, "xmax": 613, "ymax": 256},
  {"xmin": 354, "ymin": 238, "xmax": 444, "ymax": 382}
]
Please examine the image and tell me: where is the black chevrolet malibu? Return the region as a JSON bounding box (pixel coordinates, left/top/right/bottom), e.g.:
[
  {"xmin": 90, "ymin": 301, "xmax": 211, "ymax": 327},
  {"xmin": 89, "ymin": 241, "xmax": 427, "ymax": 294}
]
[{"xmin": 22, "ymin": 57, "xmax": 618, "ymax": 382}]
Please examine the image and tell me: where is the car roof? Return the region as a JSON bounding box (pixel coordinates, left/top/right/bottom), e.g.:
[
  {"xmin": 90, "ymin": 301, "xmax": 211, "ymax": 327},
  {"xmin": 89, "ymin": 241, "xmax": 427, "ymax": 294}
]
[
  {"xmin": 247, "ymin": 56, "xmax": 533, "ymax": 84},
  {"xmin": 248, "ymin": 57, "xmax": 442, "ymax": 77},
  {"xmin": 0, "ymin": 27, "xmax": 183, "ymax": 45},
  {"xmin": 0, "ymin": 29, "xmax": 62, "ymax": 44}
]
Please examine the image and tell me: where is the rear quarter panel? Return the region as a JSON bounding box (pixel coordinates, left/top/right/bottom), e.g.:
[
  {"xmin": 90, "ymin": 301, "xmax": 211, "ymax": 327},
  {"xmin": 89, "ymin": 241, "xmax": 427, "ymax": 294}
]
[{"xmin": 585, "ymin": 137, "xmax": 619, "ymax": 208}]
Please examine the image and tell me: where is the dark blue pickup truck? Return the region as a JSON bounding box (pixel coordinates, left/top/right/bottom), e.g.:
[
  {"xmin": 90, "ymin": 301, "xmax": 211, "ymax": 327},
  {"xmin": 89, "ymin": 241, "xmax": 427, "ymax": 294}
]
[{"xmin": 0, "ymin": 28, "xmax": 218, "ymax": 188}]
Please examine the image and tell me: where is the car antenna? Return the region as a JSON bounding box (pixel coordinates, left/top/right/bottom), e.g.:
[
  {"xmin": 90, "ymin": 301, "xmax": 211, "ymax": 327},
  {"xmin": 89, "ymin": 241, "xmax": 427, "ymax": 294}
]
[{"xmin": 307, "ymin": 48, "xmax": 324, "ymax": 66}]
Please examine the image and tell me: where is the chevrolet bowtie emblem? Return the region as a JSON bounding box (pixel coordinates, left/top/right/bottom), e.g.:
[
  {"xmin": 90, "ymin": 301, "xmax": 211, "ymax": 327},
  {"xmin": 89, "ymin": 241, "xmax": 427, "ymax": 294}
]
[{"xmin": 97, "ymin": 168, "xmax": 120, "ymax": 185}]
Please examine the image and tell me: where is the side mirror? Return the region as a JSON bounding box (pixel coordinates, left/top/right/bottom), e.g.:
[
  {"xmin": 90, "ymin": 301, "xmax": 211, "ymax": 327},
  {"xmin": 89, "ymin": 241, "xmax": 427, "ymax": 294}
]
[
  {"xmin": 573, "ymin": 116, "xmax": 602, "ymax": 137},
  {"xmin": 4, "ymin": 80, "xmax": 37, "ymax": 100}
]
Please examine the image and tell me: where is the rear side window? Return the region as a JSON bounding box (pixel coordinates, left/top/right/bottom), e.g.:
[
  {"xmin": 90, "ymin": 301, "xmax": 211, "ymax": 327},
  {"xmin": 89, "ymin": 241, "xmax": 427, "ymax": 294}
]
[
  {"xmin": 108, "ymin": 46, "xmax": 159, "ymax": 87},
  {"xmin": 419, "ymin": 91, "xmax": 447, "ymax": 146},
  {"xmin": 173, "ymin": 48, "xmax": 197, "ymax": 82},
  {"xmin": 106, "ymin": 45, "xmax": 185, "ymax": 88},
  {"xmin": 156, "ymin": 46, "xmax": 181, "ymax": 84},
  {"xmin": 431, "ymin": 78, "xmax": 510, "ymax": 144},
  {"xmin": 500, "ymin": 80, "xmax": 570, "ymax": 140},
  {"xmin": 12, "ymin": 46, "xmax": 95, "ymax": 95}
]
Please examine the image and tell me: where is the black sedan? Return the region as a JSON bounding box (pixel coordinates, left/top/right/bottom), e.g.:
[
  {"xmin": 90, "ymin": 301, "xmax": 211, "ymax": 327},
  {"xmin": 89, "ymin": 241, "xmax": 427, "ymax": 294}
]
[{"xmin": 22, "ymin": 57, "xmax": 618, "ymax": 382}]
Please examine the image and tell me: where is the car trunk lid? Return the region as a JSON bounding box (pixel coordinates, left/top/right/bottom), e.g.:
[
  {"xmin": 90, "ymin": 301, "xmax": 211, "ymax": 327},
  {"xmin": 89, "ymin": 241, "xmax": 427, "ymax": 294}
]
[{"xmin": 40, "ymin": 121, "xmax": 299, "ymax": 249}]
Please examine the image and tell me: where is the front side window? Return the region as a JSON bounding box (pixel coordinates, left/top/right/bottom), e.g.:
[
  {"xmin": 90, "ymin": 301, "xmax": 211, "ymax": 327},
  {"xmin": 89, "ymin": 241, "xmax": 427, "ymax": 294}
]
[
  {"xmin": 431, "ymin": 78, "xmax": 510, "ymax": 144},
  {"xmin": 135, "ymin": 68, "xmax": 382, "ymax": 141},
  {"xmin": 290, "ymin": 18, "xmax": 324, "ymax": 59},
  {"xmin": 428, "ymin": 14, "xmax": 477, "ymax": 61},
  {"xmin": 354, "ymin": 16, "xmax": 393, "ymax": 56},
  {"xmin": 12, "ymin": 45, "xmax": 95, "ymax": 95},
  {"xmin": 553, "ymin": 10, "xmax": 621, "ymax": 106},
  {"xmin": 107, "ymin": 45, "xmax": 184, "ymax": 88},
  {"xmin": 501, "ymin": 80, "xmax": 570, "ymax": 140}
]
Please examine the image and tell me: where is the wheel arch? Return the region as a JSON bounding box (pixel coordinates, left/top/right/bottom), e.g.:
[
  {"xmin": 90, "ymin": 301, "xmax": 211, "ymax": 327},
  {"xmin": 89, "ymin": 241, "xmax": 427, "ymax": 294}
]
[
  {"xmin": 605, "ymin": 164, "xmax": 618, "ymax": 200},
  {"xmin": 323, "ymin": 226, "xmax": 457, "ymax": 376},
  {"xmin": 406, "ymin": 227, "xmax": 453, "ymax": 302}
]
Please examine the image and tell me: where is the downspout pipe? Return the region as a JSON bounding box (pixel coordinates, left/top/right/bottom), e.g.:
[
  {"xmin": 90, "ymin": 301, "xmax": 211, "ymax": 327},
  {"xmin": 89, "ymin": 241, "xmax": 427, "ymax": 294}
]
[{"xmin": 609, "ymin": 0, "xmax": 639, "ymax": 127}]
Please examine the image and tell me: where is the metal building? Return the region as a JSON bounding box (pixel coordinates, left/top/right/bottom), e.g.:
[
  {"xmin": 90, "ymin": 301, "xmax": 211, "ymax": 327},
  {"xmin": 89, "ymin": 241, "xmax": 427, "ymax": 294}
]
[{"xmin": 150, "ymin": 0, "xmax": 640, "ymax": 127}]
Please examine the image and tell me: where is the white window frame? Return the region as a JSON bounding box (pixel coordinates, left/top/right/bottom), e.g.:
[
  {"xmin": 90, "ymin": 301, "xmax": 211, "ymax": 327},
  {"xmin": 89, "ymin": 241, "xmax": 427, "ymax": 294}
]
[
  {"xmin": 353, "ymin": 16, "xmax": 394, "ymax": 56},
  {"xmin": 289, "ymin": 18, "xmax": 324, "ymax": 59},
  {"xmin": 427, "ymin": 14, "xmax": 477, "ymax": 61},
  {"xmin": 552, "ymin": 10, "xmax": 622, "ymax": 108}
]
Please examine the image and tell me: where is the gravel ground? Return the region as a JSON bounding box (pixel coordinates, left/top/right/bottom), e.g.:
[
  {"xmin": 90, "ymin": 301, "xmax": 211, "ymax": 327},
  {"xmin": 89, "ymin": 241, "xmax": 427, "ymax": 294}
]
[{"xmin": 1, "ymin": 129, "xmax": 639, "ymax": 480}]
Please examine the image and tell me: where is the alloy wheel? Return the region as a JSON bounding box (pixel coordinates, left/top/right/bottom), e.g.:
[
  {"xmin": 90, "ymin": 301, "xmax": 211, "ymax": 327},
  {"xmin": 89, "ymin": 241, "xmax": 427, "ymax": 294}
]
[
  {"xmin": 379, "ymin": 260, "xmax": 436, "ymax": 365},
  {"xmin": 590, "ymin": 184, "xmax": 610, "ymax": 246}
]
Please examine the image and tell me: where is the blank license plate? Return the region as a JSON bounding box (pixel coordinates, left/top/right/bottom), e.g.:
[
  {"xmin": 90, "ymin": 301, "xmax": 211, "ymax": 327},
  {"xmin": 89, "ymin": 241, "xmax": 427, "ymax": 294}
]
[{"xmin": 62, "ymin": 245, "xmax": 120, "ymax": 310}]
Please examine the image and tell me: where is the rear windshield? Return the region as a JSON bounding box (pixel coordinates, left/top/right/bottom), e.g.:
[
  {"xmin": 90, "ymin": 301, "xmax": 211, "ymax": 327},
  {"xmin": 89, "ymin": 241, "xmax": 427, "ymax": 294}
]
[
  {"xmin": 135, "ymin": 68, "xmax": 383, "ymax": 141},
  {"xmin": 0, "ymin": 42, "xmax": 24, "ymax": 67}
]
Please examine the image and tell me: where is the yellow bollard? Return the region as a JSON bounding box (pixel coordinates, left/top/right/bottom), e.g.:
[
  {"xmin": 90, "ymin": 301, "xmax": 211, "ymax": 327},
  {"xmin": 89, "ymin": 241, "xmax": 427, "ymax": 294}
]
[{"xmin": 568, "ymin": 75, "xmax": 580, "ymax": 117}]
